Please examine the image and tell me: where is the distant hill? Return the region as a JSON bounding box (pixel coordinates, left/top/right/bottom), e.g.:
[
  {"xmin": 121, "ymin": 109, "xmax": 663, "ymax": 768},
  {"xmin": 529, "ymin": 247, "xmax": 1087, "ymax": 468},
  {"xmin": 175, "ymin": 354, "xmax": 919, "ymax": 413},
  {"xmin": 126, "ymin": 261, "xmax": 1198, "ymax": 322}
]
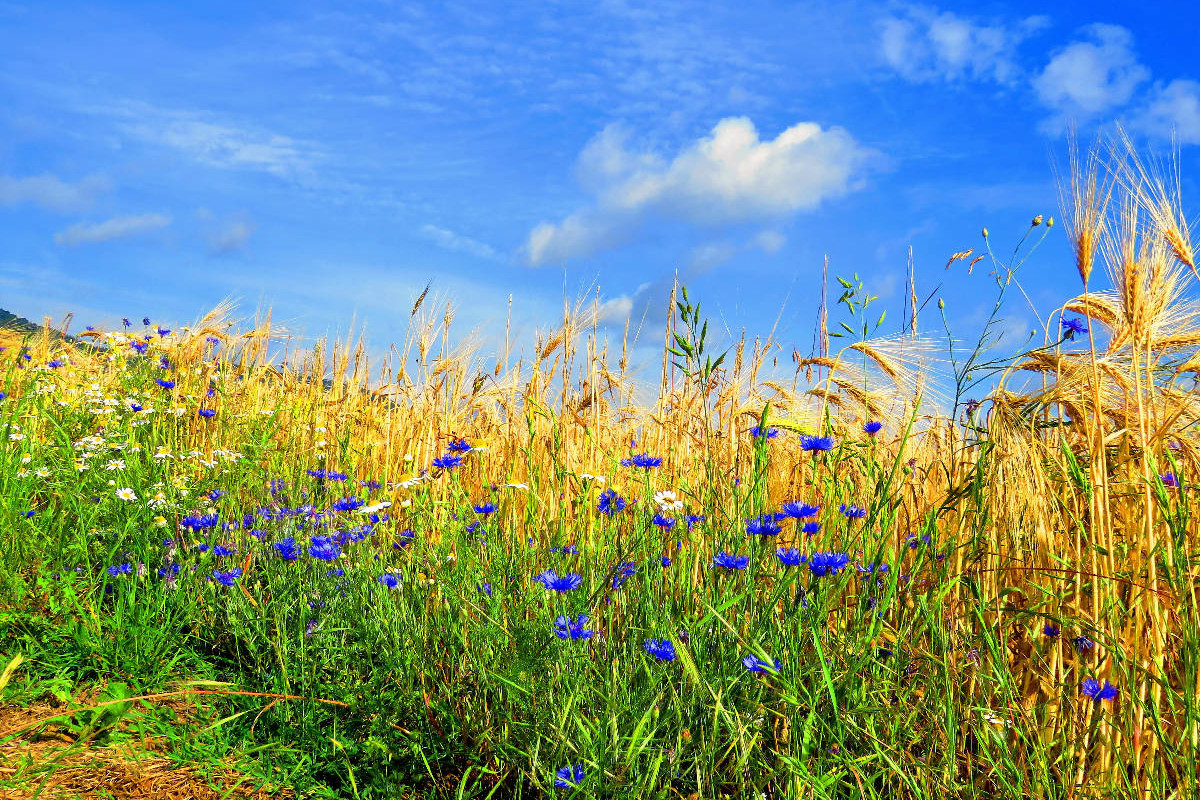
[{"xmin": 0, "ymin": 307, "xmax": 76, "ymax": 349}]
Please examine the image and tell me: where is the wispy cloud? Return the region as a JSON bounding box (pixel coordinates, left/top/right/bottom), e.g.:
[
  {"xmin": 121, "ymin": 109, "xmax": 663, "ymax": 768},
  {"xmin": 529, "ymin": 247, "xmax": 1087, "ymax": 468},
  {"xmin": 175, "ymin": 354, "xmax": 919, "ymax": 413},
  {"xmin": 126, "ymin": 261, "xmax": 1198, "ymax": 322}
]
[
  {"xmin": 419, "ymin": 223, "xmax": 499, "ymax": 261},
  {"xmin": 0, "ymin": 172, "xmax": 110, "ymax": 213},
  {"xmin": 102, "ymin": 100, "xmax": 320, "ymax": 179},
  {"xmin": 208, "ymin": 214, "xmax": 258, "ymax": 255},
  {"xmin": 880, "ymin": 6, "xmax": 1048, "ymax": 84},
  {"xmin": 526, "ymin": 117, "xmax": 874, "ymax": 266},
  {"xmin": 1033, "ymin": 24, "xmax": 1149, "ymax": 129},
  {"xmin": 54, "ymin": 213, "xmax": 171, "ymax": 246}
]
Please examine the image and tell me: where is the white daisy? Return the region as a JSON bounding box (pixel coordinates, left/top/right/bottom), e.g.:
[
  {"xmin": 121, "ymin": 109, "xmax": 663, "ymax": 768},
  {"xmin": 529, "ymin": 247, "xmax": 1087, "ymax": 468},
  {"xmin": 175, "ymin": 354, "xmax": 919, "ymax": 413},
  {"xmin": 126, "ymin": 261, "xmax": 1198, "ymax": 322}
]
[{"xmin": 115, "ymin": 487, "xmax": 138, "ymax": 501}]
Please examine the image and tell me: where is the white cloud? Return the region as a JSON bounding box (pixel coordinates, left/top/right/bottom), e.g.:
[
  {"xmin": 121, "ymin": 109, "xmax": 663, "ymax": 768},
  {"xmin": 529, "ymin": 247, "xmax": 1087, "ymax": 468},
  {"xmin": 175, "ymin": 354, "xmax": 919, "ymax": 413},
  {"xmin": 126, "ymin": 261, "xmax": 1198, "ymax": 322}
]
[
  {"xmin": 1033, "ymin": 24, "xmax": 1149, "ymax": 127},
  {"xmin": 880, "ymin": 7, "xmax": 1047, "ymax": 84},
  {"xmin": 596, "ymin": 294, "xmax": 633, "ymax": 323},
  {"xmin": 54, "ymin": 213, "xmax": 171, "ymax": 246},
  {"xmin": 103, "ymin": 101, "xmax": 319, "ymax": 179},
  {"xmin": 419, "ymin": 224, "xmax": 499, "ymax": 260},
  {"xmin": 526, "ymin": 116, "xmax": 874, "ymax": 266},
  {"xmin": 688, "ymin": 241, "xmax": 739, "ymax": 273},
  {"xmin": 751, "ymin": 230, "xmax": 786, "ymax": 254},
  {"xmin": 1137, "ymin": 79, "xmax": 1200, "ymax": 145},
  {"xmin": 208, "ymin": 216, "xmax": 258, "ymax": 255},
  {"xmin": 0, "ymin": 173, "xmax": 110, "ymax": 213}
]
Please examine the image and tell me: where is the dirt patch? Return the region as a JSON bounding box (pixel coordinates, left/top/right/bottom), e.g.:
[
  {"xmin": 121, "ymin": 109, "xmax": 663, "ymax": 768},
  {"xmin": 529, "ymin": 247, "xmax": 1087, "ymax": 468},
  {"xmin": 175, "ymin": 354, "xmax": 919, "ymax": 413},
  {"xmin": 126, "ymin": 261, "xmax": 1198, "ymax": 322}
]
[{"xmin": 0, "ymin": 704, "xmax": 291, "ymax": 800}]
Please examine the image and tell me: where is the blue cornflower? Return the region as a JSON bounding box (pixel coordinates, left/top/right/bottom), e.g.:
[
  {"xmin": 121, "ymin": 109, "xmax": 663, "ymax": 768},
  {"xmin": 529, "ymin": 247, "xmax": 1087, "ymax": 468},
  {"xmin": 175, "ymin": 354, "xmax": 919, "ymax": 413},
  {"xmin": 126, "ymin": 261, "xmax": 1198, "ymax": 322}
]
[
  {"xmin": 746, "ymin": 514, "xmax": 782, "ymax": 536},
  {"xmin": 181, "ymin": 513, "xmax": 219, "ymax": 531},
  {"xmin": 750, "ymin": 425, "xmax": 779, "ymax": 439},
  {"xmin": 378, "ymin": 573, "xmax": 400, "ymax": 589},
  {"xmin": 553, "ymin": 614, "xmax": 595, "ymax": 641},
  {"xmin": 47, "ymin": 359, "xmax": 64, "ymax": 369},
  {"xmin": 1061, "ymin": 317, "xmax": 1088, "ymax": 340},
  {"xmin": 550, "ymin": 544, "xmax": 579, "ymax": 556},
  {"xmin": 129, "ymin": 402, "xmax": 143, "ymax": 412},
  {"xmin": 395, "ymin": 529, "xmax": 415, "ymax": 548},
  {"xmin": 808, "ymin": 551, "xmax": 851, "ymax": 577},
  {"xmin": 554, "ymin": 763, "xmax": 585, "ymax": 789},
  {"xmin": 907, "ymin": 533, "xmax": 932, "ymax": 549},
  {"xmin": 802, "ymin": 522, "xmax": 822, "ymax": 537},
  {"xmin": 198, "ymin": 408, "xmax": 216, "ymax": 418},
  {"xmin": 156, "ymin": 327, "xmax": 171, "ymax": 337},
  {"xmin": 742, "ymin": 655, "xmax": 782, "ymax": 674},
  {"xmin": 864, "ymin": 421, "xmax": 883, "ymax": 435},
  {"xmin": 0, "ymin": 392, "xmax": 6, "ymax": 402},
  {"xmin": 478, "ymin": 582, "xmax": 492, "ymax": 596},
  {"xmin": 1080, "ymin": 678, "xmax": 1118, "ymax": 702},
  {"xmin": 432, "ymin": 453, "xmax": 463, "ymax": 470},
  {"xmin": 800, "ymin": 435, "xmax": 834, "ymax": 452},
  {"xmin": 446, "ymin": 438, "xmax": 473, "ymax": 453},
  {"xmin": 206, "ymin": 489, "xmax": 224, "ymax": 502},
  {"xmin": 122, "ymin": 318, "xmax": 131, "ymax": 327},
  {"xmin": 685, "ymin": 514, "xmax": 706, "ymax": 529},
  {"xmin": 1043, "ymin": 623, "xmax": 1061, "ymax": 637},
  {"xmin": 713, "ymin": 551, "xmax": 749, "ymax": 570},
  {"xmin": 142, "ymin": 317, "xmax": 151, "ymax": 326},
  {"xmin": 661, "ymin": 556, "xmax": 672, "ymax": 567},
  {"xmin": 643, "ymin": 639, "xmax": 677, "ymax": 662},
  {"xmin": 211, "ymin": 567, "xmax": 242, "ymax": 586},
  {"xmin": 107, "ymin": 562, "xmax": 133, "ymax": 576},
  {"xmin": 331, "ymin": 496, "xmax": 364, "ymax": 512},
  {"xmin": 534, "ymin": 570, "xmax": 583, "ymax": 593},
  {"xmin": 274, "ymin": 537, "xmax": 300, "ymax": 561},
  {"xmin": 652, "ymin": 512, "xmax": 676, "ymax": 530},
  {"xmin": 308, "ymin": 536, "xmax": 341, "ymax": 561},
  {"xmin": 473, "ymin": 501, "xmax": 498, "ymax": 515},
  {"xmin": 839, "ymin": 503, "xmax": 867, "ymax": 519},
  {"xmin": 597, "ymin": 488, "xmax": 627, "ymax": 516},
  {"xmin": 1160, "ymin": 473, "xmax": 1180, "ymax": 489},
  {"xmin": 620, "ymin": 452, "xmax": 663, "ymax": 469},
  {"xmin": 130, "ymin": 340, "xmax": 148, "ymax": 354},
  {"xmin": 781, "ymin": 501, "xmax": 820, "ymax": 519},
  {"xmin": 776, "ymin": 548, "xmax": 805, "ymax": 567},
  {"xmin": 212, "ymin": 544, "xmax": 236, "ymax": 557},
  {"xmin": 611, "ymin": 562, "xmax": 636, "ymax": 590},
  {"xmin": 1072, "ymin": 635, "xmax": 1095, "ymax": 654},
  {"xmin": 156, "ymin": 379, "xmax": 175, "ymax": 389}
]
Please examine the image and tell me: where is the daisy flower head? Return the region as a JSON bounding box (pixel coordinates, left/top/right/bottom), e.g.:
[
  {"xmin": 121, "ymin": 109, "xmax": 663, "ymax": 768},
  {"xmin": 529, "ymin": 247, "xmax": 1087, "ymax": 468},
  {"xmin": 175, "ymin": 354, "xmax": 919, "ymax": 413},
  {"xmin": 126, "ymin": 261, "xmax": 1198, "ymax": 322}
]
[
  {"xmin": 115, "ymin": 487, "xmax": 138, "ymax": 501},
  {"xmin": 653, "ymin": 489, "xmax": 683, "ymax": 511}
]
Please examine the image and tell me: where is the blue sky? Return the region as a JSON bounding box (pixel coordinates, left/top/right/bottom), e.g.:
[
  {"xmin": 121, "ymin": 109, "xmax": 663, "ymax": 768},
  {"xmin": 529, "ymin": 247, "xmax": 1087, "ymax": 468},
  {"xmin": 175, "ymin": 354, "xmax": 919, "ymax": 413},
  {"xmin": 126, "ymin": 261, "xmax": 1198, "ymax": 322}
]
[{"xmin": 2, "ymin": 0, "xmax": 1198, "ymax": 379}]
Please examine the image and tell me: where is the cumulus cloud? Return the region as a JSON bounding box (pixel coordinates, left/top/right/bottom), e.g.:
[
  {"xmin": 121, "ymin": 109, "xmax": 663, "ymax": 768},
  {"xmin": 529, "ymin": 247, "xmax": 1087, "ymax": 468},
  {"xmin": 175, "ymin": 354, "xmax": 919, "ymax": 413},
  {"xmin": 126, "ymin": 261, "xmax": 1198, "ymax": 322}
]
[
  {"xmin": 419, "ymin": 224, "xmax": 499, "ymax": 260},
  {"xmin": 208, "ymin": 215, "xmax": 258, "ymax": 255},
  {"xmin": 1136, "ymin": 79, "xmax": 1200, "ymax": 145},
  {"xmin": 54, "ymin": 213, "xmax": 171, "ymax": 246},
  {"xmin": 0, "ymin": 173, "xmax": 110, "ymax": 213},
  {"xmin": 526, "ymin": 116, "xmax": 873, "ymax": 266},
  {"xmin": 596, "ymin": 294, "xmax": 634, "ymax": 324},
  {"xmin": 880, "ymin": 7, "xmax": 1047, "ymax": 84},
  {"xmin": 1033, "ymin": 24, "xmax": 1149, "ymax": 127}
]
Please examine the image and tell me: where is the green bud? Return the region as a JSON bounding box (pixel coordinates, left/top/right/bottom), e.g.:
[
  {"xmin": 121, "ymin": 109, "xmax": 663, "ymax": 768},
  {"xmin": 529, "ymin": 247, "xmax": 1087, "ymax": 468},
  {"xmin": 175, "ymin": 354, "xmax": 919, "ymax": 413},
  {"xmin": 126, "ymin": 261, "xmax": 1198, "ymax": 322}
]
[{"xmin": 938, "ymin": 298, "xmax": 945, "ymax": 310}]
